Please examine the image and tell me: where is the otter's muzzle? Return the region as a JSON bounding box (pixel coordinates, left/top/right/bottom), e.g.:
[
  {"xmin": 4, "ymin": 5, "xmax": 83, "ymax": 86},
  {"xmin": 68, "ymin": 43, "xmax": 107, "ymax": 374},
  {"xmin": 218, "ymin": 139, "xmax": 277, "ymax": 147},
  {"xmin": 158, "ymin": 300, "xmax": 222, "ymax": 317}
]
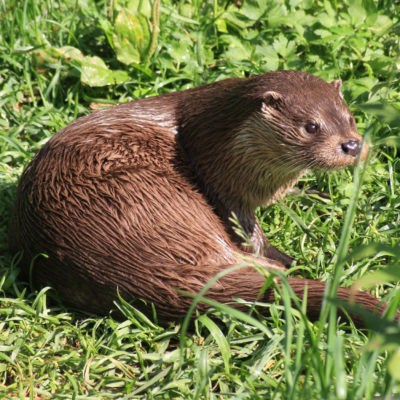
[
  {"xmin": 341, "ymin": 138, "xmax": 369, "ymax": 162},
  {"xmin": 341, "ymin": 140, "xmax": 360, "ymax": 157}
]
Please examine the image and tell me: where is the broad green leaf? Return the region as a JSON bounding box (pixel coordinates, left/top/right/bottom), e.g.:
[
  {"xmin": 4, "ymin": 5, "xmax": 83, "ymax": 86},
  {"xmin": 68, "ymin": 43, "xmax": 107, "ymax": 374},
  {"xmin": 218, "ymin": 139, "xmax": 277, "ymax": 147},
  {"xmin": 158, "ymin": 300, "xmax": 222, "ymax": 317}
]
[
  {"xmin": 57, "ymin": 46, "xmax": 84, "ymax": 62},
  {"xmin": 179, "ymin": 4, "xmax": 197, "ymax": 19},
  {"xmin": 374, "ymin": 15, "xmax": 396, "ymax": 36},
  {"xmin": 114, "ymin": 41, "xmax": 141, "ymax": 65},
  {"xmin": 224, "ymin": 10, "xmax": 253, "ymax": 29},
  {"xmin": 81, "ymin": 56, "xmax": 115, "ymax": 87},
  {"xmin": 347, "ymin": 77, "xmax": 379, "ymax": 99},
  {"xmin": 314, "ymin": 29, "xmax": 334, "ymax": 39},
  {"xmin": 256, "ymin": 45, "xmax": 279, "ymax": 71},
  {"xmin": 215, "ymin": 17, "xmax": 228, "ymax": 33},
  {"xmin": 272, "ymin": 34, "xmax": 296, "ymax": 58},
  {"xmin": 113, "ymin": 8, "xmax": 151, "ymax": 65},
  {"xmin": 303, "ymin": 0, "xmax": 314, "ymax": 9},
  {"xmin": 363, "ymin": 0, "xmax": 378, "ymax": 24},
  {"xmin": 32, "ymin": 48, "xmax": 60, "ymax": 66},
  {"xmin": 318, "ymin": 12, "xmax": 336, "ymax": 28},
  {"xmin": 125, "ymin": 0, "xmax": 152, "ymax": 18},
  {"xmin": 66, "ymin": 0, "xmax": 97, "ymax": 17},
  {"xmin": 111, "ymin": 69, "xmax": 130, "ymax": 84},
  {"xmin": 99, "ymin": 18, "xmax": 114, "ymax": 46},
  {"xmin": 267, "ymin": 4, "xmax": 289, "ymax": 28},
  {"xmin": 167, "ymin": 42, "xmax": 191, "ymax": 64},
  {"xmin": 367, "ymin": 55, "xmax": 393, "ymax": 76},
  {"xmin": 348, "ymin": 0, "xmax": 366, "ymax": 24},
  {"xmin": 288, "ymin": 0, "xmax": 302, "ymax": 9},
  {"xmin": 241, "ymin": 0, "xmax": 267, "ymax": 21},
  {"xmin": 221, "ymin": 35, "xmax": 252, "ymax": 63},
  {"xmin": 33, "ymin": 46, "xmax": 129, "ymax": 87}
]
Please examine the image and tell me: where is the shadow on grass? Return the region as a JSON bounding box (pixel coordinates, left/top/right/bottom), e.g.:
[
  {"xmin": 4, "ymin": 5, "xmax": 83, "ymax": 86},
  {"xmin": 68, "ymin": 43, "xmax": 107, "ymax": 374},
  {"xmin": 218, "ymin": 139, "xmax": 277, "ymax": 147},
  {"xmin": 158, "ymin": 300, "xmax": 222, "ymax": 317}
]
[
  {"xmin": 0, "ymin": 176, "xmax": 30, "ymax": 299},
  {"xmin": 0, "ymin": 177, "xmax": 17, "ymax": 257}
]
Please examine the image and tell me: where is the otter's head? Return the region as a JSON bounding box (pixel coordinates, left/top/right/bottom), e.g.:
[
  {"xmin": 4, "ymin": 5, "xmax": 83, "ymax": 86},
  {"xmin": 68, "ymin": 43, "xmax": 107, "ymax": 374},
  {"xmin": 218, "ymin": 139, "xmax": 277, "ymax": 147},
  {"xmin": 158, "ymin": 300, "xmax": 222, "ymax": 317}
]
[
  {"xmin": 251, "ymin": 71, "xmax": 368, "ymax": 171},
  {"xmin": 229, "ymin": 71, "xmax": 368, "ymax": 208}
]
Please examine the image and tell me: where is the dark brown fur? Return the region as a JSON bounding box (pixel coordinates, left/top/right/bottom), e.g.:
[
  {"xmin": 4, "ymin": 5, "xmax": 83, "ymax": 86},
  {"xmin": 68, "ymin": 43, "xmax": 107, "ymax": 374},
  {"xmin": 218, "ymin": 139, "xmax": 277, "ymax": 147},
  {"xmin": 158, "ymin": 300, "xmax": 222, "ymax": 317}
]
[{"xmin": 9, "ymin": 71, "xmax": 387, "ymax": 326}]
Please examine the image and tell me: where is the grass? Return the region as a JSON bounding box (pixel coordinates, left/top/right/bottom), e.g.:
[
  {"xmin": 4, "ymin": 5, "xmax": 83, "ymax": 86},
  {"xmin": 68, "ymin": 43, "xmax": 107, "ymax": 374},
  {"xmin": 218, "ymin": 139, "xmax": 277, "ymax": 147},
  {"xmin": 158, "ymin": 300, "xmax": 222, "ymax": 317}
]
[{"xmin": 1, "ymin": 0, "xmax": 400, "ymax": 398}]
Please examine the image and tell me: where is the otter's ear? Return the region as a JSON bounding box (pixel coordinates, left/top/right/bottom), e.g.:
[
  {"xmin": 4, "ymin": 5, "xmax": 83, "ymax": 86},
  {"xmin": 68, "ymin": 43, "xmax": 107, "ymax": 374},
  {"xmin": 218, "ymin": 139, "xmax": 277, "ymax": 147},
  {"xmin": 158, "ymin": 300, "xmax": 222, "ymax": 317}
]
[
  {"xmin": 331, "ymin": 79, "xmax": 342, "ymax": 92},
  {"xmin": 261, "ymin": 91, "xmax": 284, "ymax": 111}
]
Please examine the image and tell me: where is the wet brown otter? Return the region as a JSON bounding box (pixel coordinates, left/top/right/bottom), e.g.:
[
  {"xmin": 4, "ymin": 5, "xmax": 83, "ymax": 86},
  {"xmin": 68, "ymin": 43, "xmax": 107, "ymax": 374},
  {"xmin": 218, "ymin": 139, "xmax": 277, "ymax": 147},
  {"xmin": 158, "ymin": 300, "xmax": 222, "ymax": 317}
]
[{"xmin": 9, "ymin": 70, "xmax": 385, "ymax": 326}]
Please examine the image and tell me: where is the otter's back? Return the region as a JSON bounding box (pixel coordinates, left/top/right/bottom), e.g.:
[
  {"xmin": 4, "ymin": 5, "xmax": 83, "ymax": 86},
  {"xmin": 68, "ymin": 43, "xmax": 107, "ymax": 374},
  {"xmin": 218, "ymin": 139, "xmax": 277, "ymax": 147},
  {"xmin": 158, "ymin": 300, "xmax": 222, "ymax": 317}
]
[{"xmin": 9, "ymin": 102, "xmax": 239, "ymax": 318}]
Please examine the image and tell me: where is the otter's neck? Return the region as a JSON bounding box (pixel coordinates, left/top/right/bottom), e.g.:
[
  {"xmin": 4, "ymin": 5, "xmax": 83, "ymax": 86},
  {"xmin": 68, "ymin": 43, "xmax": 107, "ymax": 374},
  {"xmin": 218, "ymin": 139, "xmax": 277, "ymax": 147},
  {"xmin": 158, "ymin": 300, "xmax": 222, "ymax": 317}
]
[{"xmin": 176, "ymin": 87, "xmax": 306, "ymax": 244}]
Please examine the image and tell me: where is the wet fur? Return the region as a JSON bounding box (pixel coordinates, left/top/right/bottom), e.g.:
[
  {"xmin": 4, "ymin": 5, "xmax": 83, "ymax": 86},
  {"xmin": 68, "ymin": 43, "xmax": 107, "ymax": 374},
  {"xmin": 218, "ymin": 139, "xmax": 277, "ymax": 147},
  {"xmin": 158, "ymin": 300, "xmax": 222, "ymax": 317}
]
[{"xmin": 9, "ymin": 71, "xmax": 386, "ymax": 326}]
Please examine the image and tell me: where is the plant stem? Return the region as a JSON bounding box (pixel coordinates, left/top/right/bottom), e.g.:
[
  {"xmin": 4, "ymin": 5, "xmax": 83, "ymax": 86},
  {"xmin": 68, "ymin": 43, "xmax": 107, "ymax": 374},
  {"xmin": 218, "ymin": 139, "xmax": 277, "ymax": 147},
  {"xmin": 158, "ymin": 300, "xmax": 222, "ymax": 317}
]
[
  {"xmin": 145, "ymin": 0, "xmax": 160, "ymax": 64},
  {"xmin": 108, "ymin": 0, "xmax": 114, "ymax": 20}
]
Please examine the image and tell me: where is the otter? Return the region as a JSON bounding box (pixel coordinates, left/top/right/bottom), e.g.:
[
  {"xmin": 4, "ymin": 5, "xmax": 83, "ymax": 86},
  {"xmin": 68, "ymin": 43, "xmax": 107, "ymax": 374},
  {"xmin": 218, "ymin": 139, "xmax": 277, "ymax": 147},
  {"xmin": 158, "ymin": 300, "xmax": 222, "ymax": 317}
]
[{"xmin": 9, "ymin": 70, "xmax": 386, "ymax": 326}]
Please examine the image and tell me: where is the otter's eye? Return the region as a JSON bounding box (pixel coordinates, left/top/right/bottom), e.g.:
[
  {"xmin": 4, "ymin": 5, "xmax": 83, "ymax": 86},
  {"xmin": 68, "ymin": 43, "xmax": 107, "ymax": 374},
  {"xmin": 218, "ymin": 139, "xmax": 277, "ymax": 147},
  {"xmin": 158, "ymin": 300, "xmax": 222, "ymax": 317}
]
[{"xmin": 305, "ymin": 122, "xmax": 318, "ymax": 134}]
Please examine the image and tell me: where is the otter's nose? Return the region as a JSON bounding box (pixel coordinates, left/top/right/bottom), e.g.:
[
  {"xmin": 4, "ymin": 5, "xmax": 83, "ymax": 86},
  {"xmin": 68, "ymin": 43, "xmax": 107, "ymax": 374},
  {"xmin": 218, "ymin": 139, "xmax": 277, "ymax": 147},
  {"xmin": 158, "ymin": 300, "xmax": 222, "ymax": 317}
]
[{"xmin": 341, "ymin": 140, "xmax": 360, "ymax": 157}]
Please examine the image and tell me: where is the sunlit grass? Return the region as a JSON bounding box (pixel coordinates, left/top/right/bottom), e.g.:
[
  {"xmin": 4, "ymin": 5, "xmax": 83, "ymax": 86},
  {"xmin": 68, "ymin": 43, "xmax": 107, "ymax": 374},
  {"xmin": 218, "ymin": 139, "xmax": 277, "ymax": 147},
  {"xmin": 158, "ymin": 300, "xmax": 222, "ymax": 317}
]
[{"xmin": 0, "ymin": 0, "xmax": 399, "ymax": 398}]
